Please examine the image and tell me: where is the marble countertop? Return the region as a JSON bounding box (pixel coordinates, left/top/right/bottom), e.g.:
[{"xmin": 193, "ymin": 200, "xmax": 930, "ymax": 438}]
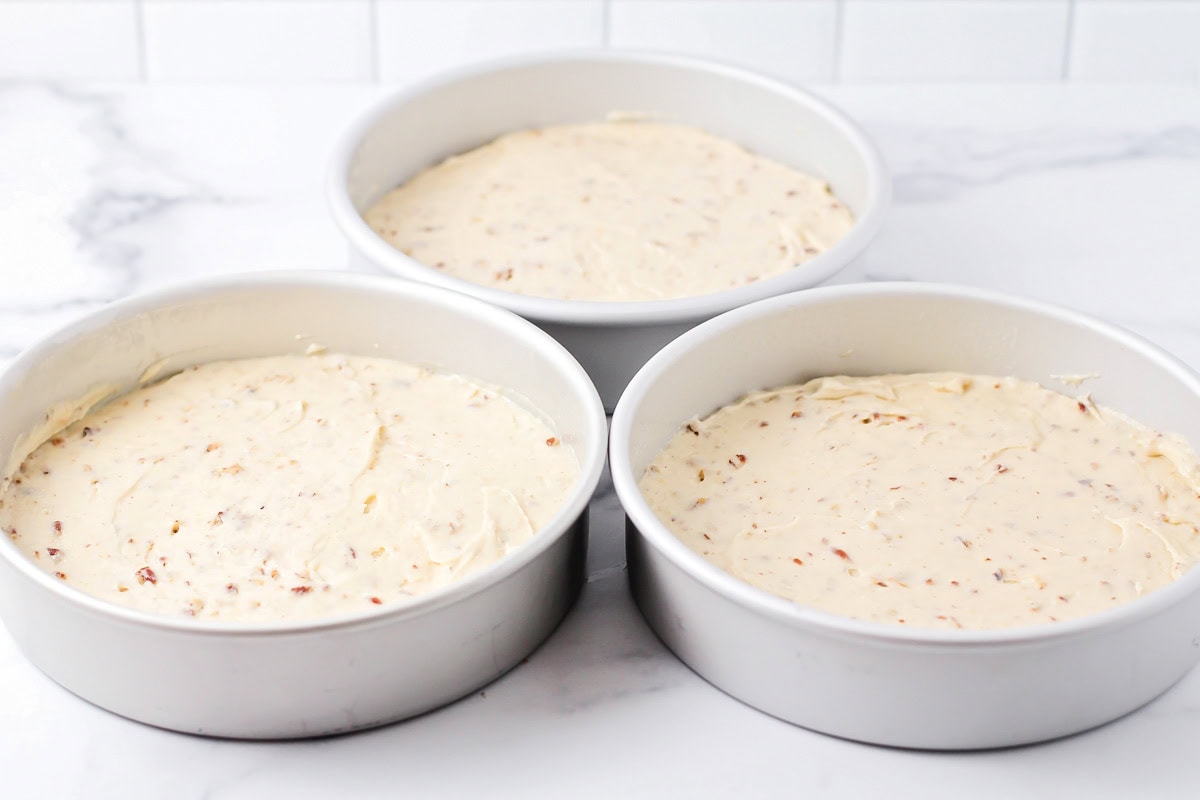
[{"xmin": 2, "ymin": 81, "xmax": 1199, "ymax": 799}]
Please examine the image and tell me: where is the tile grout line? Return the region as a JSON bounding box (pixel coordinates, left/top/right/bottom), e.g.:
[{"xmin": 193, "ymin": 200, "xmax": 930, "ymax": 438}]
[
  {"xmin": 1061, "ymin": 0, "xmax": 1077, "ymax": 81},
  {"xmin": 369, "ymin": 0, "xmax": 381, "ymax": 83},
  {"xmin": 134, "ymin": 0, "xmax": 148, "ymax": 83},
  {"xmin": 831, "ymin": 0, "xmax": 845, "ymax": 83}
]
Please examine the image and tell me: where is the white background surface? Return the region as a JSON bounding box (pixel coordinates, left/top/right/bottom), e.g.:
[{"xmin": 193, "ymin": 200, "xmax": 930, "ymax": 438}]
[{"xmin": 2, "ymin": 1, "xmax": 1200, "ymax": 797}]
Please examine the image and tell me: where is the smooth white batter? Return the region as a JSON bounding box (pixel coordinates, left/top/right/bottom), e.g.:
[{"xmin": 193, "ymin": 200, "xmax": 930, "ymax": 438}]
[
  {"xmin": 0, "ymin": 354, "xmax": 579, "ymax": 621},
  {"xmin": 365, "ymin": 121, "xmax": 855, "ymax": 301},
  {"xmin": 639, "ymin": 373, "xmax": 1200, "ymax": 630}
]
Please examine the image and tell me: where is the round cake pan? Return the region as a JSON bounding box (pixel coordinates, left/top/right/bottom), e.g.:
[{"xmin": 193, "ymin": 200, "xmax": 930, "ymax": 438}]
[
  {"xmin": 328, "ymin": 50, "xmax": 889, "ymax": 410},
  {"xmin": 0, "ymin": 271, "xmax": 607, "ymax": 739},
  {"xmin": 610, "ymin": 282, "xmax": 1200, "ymax": 749}
]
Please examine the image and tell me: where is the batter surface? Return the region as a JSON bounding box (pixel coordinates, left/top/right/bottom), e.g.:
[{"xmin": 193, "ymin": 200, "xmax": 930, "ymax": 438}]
[
  {"xmin": 639, "ymin": 373, "xmax": 1200, "ymax": 629},
  {"xmin": 364, "ymin": 121, "xmax": 854, "ymax": 301},
  {"xmin": 0, "ymin": 354, "xmax": 579, "ymax": 621}
]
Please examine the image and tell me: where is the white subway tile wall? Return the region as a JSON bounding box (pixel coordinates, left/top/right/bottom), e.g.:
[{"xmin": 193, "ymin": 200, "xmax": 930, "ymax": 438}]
[
  {"xmin": 609, "ymin": 1, "xmax": 838, "ymax": 83},
  {"xmin": 840, "ymin": 0, "xmax": 1071, "ymax": 82},
  {"xmin": 142, "ymin": 1, "xmax": 372, "ymax": 82},
  {"xmin": 0, "ymin": 0, "xmax": 1196, "ymax": 84},
  {"xmin": 0, "ymin": 1, "xmax": 140, "ymax": 80},
  {"xmin": 375, "ymin": 1, "xmax": 604, "ymax": 83},
  {"xmin": 1070, "ymin": 1, "xmax": 1200, "ymax": 82}
]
